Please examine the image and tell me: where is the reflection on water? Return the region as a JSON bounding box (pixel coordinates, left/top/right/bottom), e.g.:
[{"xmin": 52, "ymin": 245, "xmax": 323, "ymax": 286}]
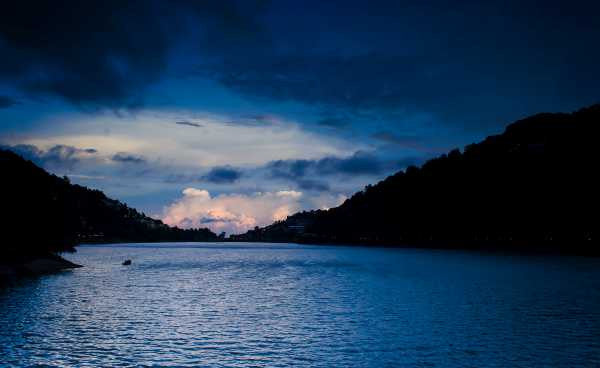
[{"xmin": 1, "ymin": 243, "xmax": 600, "ymax": 367}]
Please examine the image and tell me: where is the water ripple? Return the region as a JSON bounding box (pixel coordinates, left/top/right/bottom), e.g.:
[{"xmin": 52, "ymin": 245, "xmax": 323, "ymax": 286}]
[{"xmin": 2, "ymin": 243, "xmax": 600, "ymax": 367}]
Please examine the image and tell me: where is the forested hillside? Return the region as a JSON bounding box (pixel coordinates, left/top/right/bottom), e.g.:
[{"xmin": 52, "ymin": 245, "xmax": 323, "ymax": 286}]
[
  {"xmin": 1, "ymin": 149, "xmax": 217, "ymax": 262},
  {"xmin": 233, "ymin": 105, "xmax": 598, "ymax": 253}
]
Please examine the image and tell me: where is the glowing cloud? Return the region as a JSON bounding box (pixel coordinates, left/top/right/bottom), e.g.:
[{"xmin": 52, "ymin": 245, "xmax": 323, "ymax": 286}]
[{"xmin": 161, "ymin": 188, "xmax": 305, "ymax": 234}]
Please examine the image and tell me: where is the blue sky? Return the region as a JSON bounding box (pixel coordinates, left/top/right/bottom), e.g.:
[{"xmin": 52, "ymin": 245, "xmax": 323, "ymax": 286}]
[{"xmin": 1, "ymin": 0, "xmax": 599, "ymax": 234}]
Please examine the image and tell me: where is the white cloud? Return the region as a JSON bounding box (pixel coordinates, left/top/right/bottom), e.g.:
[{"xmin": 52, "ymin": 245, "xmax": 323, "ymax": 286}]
[{"xmin": 161, "ymin": 188, "xmax": 343, "ymax": 235}]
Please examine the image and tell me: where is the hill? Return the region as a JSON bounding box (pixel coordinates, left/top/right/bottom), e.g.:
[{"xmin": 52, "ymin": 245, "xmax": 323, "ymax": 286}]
[
  {"xmin": 1, "ymin": 149, "xmax": 218, "ymax": 264},
  {"xmin": 231, "ymin": 105, "xmax": 599, "ymax": 253}
]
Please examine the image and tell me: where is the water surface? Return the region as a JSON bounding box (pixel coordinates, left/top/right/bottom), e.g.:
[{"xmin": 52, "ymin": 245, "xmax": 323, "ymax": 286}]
[{"xmin": 1, "ymin": 243, "xmax": 600, "ymax": 367}]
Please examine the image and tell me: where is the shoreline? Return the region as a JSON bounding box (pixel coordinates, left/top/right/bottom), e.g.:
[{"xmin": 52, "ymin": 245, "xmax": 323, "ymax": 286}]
[{"xmin": 0, "ymin": 253, "xmax": 82, "ymax": 283}]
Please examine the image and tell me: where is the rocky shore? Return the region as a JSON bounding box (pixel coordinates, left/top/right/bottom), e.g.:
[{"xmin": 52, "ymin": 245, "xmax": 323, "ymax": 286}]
[{"xmin": 0, "ymin": 253, "xmax": 82, "ymax": 283}]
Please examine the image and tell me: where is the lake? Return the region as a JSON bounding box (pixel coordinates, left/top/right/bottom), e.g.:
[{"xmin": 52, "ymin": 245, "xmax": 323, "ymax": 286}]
[{"xmin": 1, "ymin": 243, "xmax": 600, "ymax": 367}]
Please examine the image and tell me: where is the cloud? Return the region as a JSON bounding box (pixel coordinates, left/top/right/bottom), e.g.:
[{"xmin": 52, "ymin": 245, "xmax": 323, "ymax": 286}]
[
  {"xmin": 161, "ymin": 188, "xmax": 306, "ymax": 234},
  {"xmin": 262, "ymin": 151, "xmax": 424, "ymax": 193},
  {"xmin": 175, "ymin": 121, "xmax": 203, "ymax": 128},
  {"xmin": 317, "ymin": 117, "xmax": 349, "ymax": 129},
  {"xmin": 0, "ymin": 95, "xmax": 19, "ymax": 108},
  {"xmin": 2, "ymin": 143, "xmax": 98, "ymax": 171},
  {"xmin": 65, "ymin": 174, "xmax": 106, "ymax": 180},
  {"xmin": 161, "ymin": 187, "xmax": 346, "ymax": 234},
  {"xmin": 224, "ymin": 114, "xmax": 281, "ymax": 127},
  {"xmin": 208, "ymin": 54, "xmax": 431, "ymax": 110},
  {"xmin": 267, "ymin": 151, "xmax": 385, "ymax": 179},
  {"xmin": 0, "ymin": 1, "xmax": 266, "ymax": 107},
  {"xmin": 1, "ymin": 144, "xmax": 43, "ymax": 162},
  {"xmin": 0, "ymin": 0, "xmax": 598, "ymax": 134},
  {"xmin": 0, "ymin": 110, "xmax": 373, "ymax": 208},
  {"xmin": 111, "ymin": 152, "xmax": 146, "ymax": 164},
  {"xmin": 13, "ymin": 110, "xmax": 358, "ymax": 167},
  {"xmin": 200, "ymin": 166, "xmax": 242, "ymax": 184},
  {"xmin": 370, "ymin": 131, "xmax": 432, "ymax": 152},
  {"xmin": 372, "ymin": 131, "xmax": 418, "ymax": 145},
  {"xmin": 0, "ymin": 1, "xmax": 171, "ymax": 107},
  {"xmin": 295, "ymin": 179, "xmax": 330, "ymax": 192},
  {"xmin": 192, "ymin": 1, "xmax": 600, "ymax": 131}
]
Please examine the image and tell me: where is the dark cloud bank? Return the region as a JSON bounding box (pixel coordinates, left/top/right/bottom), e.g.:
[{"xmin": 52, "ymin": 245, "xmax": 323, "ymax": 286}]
[
  {"xmin": 165, "ymin": 166, "xmax": 243, "ymax": 185},
  {"xmin": 0, "ymin": 1, "xmax": 264, "ymax": 108},
  {"xmin": 0, "ymin": 0, "xmax": 597, "ymax": 131},
  {"xmin": 1, "ymin": 0, "xmax": 598, "ymax": 202},
  {"xmin": 267, "ymin": 152, "xmax": 415, "ymax": 179},
  {"xmin": 175, "ymin": 121, "xmax": 203, "ymax": 128},
  {"xmin": 201, "ymin": 166, "xmax": 242, "ymax": 184},
  {"xmin": 162, "ymin": 152, "xmax": 416, "ymax": 191},
  {"xmin": 266, "ymin": 152, "xmax": 419, "ymax": 191},
  {"xmin": 112, "ymin": 152, "xmax": 146, "ymax": 164}
]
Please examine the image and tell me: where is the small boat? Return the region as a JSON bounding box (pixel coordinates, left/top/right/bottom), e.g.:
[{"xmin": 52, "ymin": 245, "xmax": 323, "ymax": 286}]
[{"xmin": 122, "ymin": 259, "xmax": 132, "ymax": 266}]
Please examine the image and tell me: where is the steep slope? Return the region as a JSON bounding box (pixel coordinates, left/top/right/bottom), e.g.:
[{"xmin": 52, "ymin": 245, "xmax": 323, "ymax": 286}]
[
  {"xmin": 1, "ymin": 149, "xmax": 217, "ymax": 263},
  {"xmin": 233, "ymin": 105, "xmax": 599, "ymax": 253}
]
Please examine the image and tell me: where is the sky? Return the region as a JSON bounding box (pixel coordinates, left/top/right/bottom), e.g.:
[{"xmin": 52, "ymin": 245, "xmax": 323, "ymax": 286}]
[{"xmin": 1, "ymin": 0, "xmax": 599, "ymax": 234}]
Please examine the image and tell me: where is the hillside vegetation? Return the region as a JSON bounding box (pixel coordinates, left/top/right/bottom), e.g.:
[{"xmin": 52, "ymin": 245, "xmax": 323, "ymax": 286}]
[
  {"xmin": 1, "ymin": 149, "xmax": 217, "ymax": 263},
  {"xmin": 232, "ymin": 105, "xmax": 599, "ymax": 253}
]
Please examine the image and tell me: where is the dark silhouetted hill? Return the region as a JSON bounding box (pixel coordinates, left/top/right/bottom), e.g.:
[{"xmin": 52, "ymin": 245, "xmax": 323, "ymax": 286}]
[
  {"xmin": 231, "ymin": 105, "xmax": 599, "ymax": 254},
  {"xmin": 1, "ymin": 149, "xmax": 218, "ymax": 264}
]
